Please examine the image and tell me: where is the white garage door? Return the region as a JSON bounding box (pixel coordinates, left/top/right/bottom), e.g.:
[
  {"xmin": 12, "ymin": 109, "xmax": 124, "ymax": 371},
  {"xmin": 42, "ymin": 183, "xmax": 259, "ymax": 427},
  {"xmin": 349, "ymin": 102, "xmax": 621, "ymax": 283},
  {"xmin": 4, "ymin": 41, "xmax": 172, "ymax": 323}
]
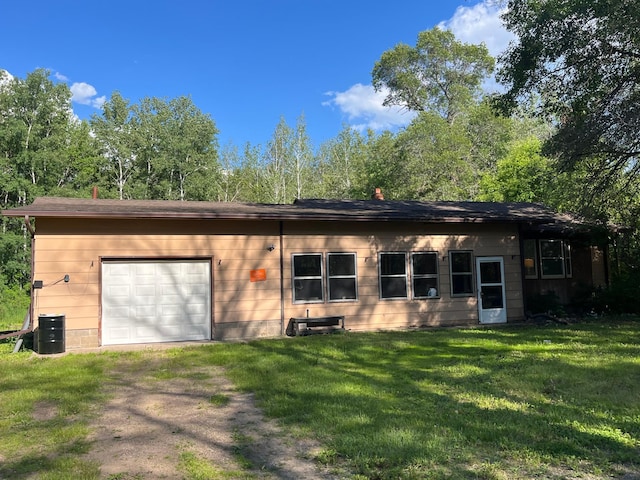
[{"xmin": 102, "ymin": 260, "xmax": 211, "ymax": 345}]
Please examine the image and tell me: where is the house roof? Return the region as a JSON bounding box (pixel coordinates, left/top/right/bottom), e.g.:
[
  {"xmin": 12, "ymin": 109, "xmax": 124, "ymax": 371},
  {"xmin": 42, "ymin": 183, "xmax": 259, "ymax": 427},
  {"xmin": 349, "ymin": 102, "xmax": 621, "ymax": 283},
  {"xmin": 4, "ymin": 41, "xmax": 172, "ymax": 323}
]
[{"xmin": 2, "ymin": 196, "xmax": 586, "ymax": 232}]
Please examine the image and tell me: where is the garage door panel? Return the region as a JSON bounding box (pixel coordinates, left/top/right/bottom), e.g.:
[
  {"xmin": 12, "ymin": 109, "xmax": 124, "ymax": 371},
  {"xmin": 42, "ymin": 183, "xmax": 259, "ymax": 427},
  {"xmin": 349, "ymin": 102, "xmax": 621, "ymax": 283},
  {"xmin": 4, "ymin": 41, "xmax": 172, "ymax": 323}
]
[
  {"xmin": 102, "ymin": 260, "xmax": 211, "ymax": 345},
  {"xmin": 185, "ymin": 303, "xmax": 206, "ymax": 314},
  {"xmin": 136, "ymin": 285, "xmax": 156, "ymax": 296},
  {"xmin": 186, "ymin": 285, "xmax": 208, "ymax": 296},
  {"xmin": 106, "ymin": 306, "xmax": 129, "ymax": 318},
  {"xmin": 107, "ymin": 284, "xmax": 131, "ymax": 297},
  {"xmin": 135, "ymin": 305, "xmax": 156, "ymax": 316},
  {"xmin": 108, "ymin": 263, "xmax": 131, "ymax": 275},
  {"xmin": 108, "ymin": 327, "xmax": 132, "ymax": 342}
]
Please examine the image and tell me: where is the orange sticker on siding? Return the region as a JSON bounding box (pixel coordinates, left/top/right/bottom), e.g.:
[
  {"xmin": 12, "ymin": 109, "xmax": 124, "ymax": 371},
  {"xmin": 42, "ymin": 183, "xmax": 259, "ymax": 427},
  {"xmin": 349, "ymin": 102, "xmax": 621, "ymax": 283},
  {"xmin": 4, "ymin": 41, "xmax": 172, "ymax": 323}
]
[{"xmin": 250, "ymin": 269, "xmax": 267, "ymax": 282}]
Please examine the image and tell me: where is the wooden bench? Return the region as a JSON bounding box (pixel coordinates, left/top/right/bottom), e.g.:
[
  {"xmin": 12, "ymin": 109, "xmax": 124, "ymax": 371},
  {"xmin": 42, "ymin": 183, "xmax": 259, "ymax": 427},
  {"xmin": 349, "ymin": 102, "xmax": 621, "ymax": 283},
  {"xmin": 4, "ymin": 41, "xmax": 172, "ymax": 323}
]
[{"xmin": 286, "ymin": 316, "xmax": 345, "ymax": 336}]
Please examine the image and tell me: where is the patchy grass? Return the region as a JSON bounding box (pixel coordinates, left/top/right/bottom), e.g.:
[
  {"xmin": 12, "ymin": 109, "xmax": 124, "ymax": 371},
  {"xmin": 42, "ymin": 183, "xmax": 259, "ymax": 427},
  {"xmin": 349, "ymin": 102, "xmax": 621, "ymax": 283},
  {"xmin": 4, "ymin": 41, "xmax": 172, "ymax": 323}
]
[
  {"xmin": 210, "ymin": 392, "xmax": 231, "ymax": 406},
  {"xmin": 0, "ymin": 318, "xmax": 638, "ymax": 479},
  {"xmin": 0, "ymin": 351, "xmax": 108, "ymax": 478},
  {"xmin": 178, "ymin": 449, "xmax": 255, "ymax": 480}
]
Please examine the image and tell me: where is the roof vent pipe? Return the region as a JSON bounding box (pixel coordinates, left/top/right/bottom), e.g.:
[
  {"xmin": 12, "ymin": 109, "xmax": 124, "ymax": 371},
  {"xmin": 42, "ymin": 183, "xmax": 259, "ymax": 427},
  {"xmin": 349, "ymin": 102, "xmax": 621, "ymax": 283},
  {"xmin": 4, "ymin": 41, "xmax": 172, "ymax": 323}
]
[
  {"xmin": 92, "ymin": 186, "xmax": 98, "ymax": 199},
  {"xmin": 371, "ymin": 187, "xmax": 384, "ymax": 200}
]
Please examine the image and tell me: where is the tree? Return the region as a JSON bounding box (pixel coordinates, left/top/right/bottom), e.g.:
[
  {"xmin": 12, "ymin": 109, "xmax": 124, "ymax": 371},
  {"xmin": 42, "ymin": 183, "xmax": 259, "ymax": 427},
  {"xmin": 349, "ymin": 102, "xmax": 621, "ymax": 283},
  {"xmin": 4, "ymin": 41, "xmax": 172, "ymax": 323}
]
[
  {"xmin": 235, "ymin": 142, "xmax": 268, "ymax": 203},
  {"xmin": 92, "ymin": 94, "xmax": 219, "ymax": 201},
  {"xmin": 479, "ymin": 137, "xmax": 553, "ymax": 203},
  {"xmin": 217, "ymin": 143, "xmax": 243, "ymax": 202},
  {"xmin": 90, "ymin": 92, "xmax": 136, "ymax": 199},
  {"xmin": 262, "ymin": 117, "xmax": 293, "ymax": 204},
  {"xmin": 317, "ymin": 125, "xmax": 367, "ymax": 198},
  {"xmin": 0, "ymin": 68, "xmax": 75, "ymax": 203},
  {"xmin": 497, "ymin": 0, "xmax": 640, "ymax": 191},
  {"xmin": 393, "ymin": 112, "xmax": 474, "ymax": 200},
  {"xmin": 290, "ymin": 114, "xmax": 318, "ymax": 200},
  {"xmin": 372, "ymin": 27, "xmax": 495, "ymax": 123},
  {"xmin": 0, "ymin": 69, "xmax": 99, "ymax": 291},
  {"xmin": 146, "ymin": 96, "xmax": 219, "ymax": 201}
]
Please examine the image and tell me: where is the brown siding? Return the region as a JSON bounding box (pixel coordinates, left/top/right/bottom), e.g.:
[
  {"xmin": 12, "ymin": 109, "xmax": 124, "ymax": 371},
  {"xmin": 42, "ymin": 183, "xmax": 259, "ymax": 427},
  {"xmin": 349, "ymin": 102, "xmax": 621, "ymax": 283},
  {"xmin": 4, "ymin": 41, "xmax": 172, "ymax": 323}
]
[
  {"xmin": 34, "ymin": 218, "xmax": 283, "ymax": 347},
  {"xmin": 524, "ymin": 245, "xmax": 600, "ymax": 309},
  {"xmin": 281, "ymin": 222, "xmax": 524, "ymax": 333},
  {"xmin": 32, "ymin": 217, "xmax": 525, "ymax": 348}
]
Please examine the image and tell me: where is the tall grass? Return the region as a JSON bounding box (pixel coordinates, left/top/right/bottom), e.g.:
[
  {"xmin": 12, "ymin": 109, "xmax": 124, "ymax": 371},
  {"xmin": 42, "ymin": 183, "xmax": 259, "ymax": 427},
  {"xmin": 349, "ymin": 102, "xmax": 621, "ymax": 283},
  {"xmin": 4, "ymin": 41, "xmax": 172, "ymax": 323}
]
[{"xmin": 0, "ymin": 286, "xmax": 30, "ymax": 331}]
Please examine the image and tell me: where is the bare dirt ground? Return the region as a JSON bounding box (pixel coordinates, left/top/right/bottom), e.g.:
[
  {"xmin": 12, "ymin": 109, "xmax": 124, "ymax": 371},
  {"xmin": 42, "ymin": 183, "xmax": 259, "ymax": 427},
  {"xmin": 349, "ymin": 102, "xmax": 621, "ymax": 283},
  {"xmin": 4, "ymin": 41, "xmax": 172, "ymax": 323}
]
[{"xmin": 84, "ymin": 358, "xmax": 345, "ymax": 479}]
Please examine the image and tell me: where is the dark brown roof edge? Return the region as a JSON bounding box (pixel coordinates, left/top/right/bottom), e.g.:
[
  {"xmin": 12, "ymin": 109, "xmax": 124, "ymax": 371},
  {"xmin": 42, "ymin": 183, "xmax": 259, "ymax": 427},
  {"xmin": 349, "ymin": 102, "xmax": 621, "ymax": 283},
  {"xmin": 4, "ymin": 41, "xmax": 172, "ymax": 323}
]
[{"xmin": 1, "ymin": 196, "xmax": 584, "ymax": 226}]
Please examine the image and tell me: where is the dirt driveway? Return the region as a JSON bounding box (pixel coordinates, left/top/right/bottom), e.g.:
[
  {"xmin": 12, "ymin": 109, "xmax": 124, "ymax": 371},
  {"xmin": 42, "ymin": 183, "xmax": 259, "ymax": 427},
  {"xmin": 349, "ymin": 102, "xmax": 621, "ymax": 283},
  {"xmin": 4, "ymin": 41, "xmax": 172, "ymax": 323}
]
[{"xmin": 84, "ymin": 356, "xmax": 344, "ymax": 479}]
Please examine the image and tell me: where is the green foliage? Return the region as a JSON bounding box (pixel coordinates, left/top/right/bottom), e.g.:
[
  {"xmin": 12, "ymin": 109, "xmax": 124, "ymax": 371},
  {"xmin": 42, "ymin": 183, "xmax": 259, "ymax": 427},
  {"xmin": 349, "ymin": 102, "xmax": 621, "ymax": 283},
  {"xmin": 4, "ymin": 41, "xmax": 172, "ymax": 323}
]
[
  {"xmin": 394, "ymin": 112, "xmax": 473, "ymax": 200},
  {"xmin": 0, "ymin": 227, "xmax": 30, "ymax": 287},
  {"xmin": 391, "ymin": 101, "xmax": 520, "ymax": 201},
  {"xmin": 0, "ymin": 283, "xmax": 30, "ymax": 331},
  {"xmin": 575, "ymin": 271, "xmax": 640, "ymax": 315},
  {"xmin": 373, "ymin": 27, "xmax": 495, "ymax": 123},
  {"xmin": 479, "ymin": 137, "xmax": 552, "ymax": 202},
  {"xmin": 316, "ymin": 125, "xmax": 364, "ymax": 199},
  {"xmin": 498, "ymin": 0, "xmax": 640, "ymax": 194}
]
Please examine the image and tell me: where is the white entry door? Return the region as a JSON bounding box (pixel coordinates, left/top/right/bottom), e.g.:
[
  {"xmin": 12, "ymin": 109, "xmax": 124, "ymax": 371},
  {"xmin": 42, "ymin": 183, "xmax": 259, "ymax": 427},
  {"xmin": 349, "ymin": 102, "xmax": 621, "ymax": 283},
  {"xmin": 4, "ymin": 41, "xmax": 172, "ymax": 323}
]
[
  {"xmin": 476, "ymin": 257, "xmax": 507, "ymax": 324},
  {"xmin": 102, "ymin": 260, "xmax": 211, "ymax": 345}
]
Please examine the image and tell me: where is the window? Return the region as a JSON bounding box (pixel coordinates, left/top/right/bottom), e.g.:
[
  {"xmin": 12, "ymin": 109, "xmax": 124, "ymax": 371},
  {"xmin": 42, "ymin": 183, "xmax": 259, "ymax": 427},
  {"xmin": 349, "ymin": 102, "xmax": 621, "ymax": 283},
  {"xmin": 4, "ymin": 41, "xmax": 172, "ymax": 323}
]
[
  {"xmin": 379, "ymin": 252, "xmax": 407, "ymax": 299},
  {"xmin": 449, "ymin": 251, "xmax": 473, "ymax": 296},
  {"xmin": 539, "ymin": 240, "xmax": 572, "ymax": 279},
  {"xmin": 411, "ymin": 252, "xmax": 439, "ymax": 298},
  {"xmin": 328, "ymin": 253, "xmax": 357, "ymax": 301},
  {"xmin": 523, "ymin": 239, "xmax": 538, "ymax": 279},
  {"xmin": 292, "ymin": 254, "xmax": 323, "ymax": 303}
]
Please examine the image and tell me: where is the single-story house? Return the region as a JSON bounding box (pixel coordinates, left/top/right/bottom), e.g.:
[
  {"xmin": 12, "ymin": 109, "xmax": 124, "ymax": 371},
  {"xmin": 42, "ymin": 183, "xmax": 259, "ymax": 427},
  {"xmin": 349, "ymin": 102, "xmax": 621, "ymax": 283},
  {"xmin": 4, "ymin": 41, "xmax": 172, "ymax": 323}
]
[{"xmin": 2, "ymin": 192, "xmax": 609, "ymax": 350}]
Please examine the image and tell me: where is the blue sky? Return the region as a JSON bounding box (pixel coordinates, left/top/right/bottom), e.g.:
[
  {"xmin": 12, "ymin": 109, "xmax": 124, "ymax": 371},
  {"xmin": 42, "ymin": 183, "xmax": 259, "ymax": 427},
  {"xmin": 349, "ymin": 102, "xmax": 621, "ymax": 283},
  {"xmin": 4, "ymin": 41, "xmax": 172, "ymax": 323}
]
[{"xmin": 1, "ymin": 1, "xmax": 513, "ymax": 149}]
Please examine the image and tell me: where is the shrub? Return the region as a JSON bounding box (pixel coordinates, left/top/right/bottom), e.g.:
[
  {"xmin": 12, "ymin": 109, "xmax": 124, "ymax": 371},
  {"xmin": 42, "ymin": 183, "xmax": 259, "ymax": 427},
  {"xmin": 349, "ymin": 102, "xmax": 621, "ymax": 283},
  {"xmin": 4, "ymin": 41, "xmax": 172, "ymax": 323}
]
[
  {"xmin": 573, "ymin": 270, "xmax": 640, "ymax": 315},
  {"xmin": 0, "ymin": 282, "xmax": 30, "ymax": 331}
]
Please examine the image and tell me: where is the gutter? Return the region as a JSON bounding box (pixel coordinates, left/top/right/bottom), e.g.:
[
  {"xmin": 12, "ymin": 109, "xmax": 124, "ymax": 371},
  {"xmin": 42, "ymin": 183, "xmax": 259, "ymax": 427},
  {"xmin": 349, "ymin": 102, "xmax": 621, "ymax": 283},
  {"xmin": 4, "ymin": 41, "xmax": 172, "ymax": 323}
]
[{"xmin": 1, "ymin": 210, "xmax": 564, "ymax": 226}]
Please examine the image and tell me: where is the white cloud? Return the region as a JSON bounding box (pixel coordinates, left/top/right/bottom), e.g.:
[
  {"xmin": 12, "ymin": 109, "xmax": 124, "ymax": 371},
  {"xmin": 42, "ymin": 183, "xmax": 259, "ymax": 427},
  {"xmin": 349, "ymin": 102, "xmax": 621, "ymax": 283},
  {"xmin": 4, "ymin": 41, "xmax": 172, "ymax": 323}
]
[
  {"xmin": 70, "ymin": 82, "xmax": 105, "ymax": 109},
  {"xmin": 438, "ymin": 1, "xmax": 515, "ymax": 92},
  {"xmin": 323, "ymin": 83, "xmax": 417, "ymax": 132},
  {"xmin": 438, "ymin": 1, "xmax": 514, "ymax": 59},
  {"xmin": 323, "ymin": 1, "xmax": 514, "ymax": 131},
  {"xmin": 54, "ymin": 71, "xmax": 68, "ymax": 82}
]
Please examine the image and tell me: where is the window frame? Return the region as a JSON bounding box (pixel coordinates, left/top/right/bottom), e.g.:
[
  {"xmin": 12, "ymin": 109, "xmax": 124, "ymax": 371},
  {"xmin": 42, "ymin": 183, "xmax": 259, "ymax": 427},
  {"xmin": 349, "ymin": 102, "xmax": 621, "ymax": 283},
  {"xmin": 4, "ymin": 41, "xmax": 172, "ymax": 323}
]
[
  {"xmin": 378, "ymin": 252, "xmax": 408, "ymax": 300},
  {"xmin": 327, "ymin": 252, "xmax": 358, "ymax": 302},
  {"xmin": 539, "ymin": 239, "xmax": 572, "ymax": 279},
  {"xmin": 564, "ymin": 242, "xmax": 572, "ymax": 278},
  {"xmin": 291, "ymin": 253, "xmax": 324, "ymax": 304},
  {"xmin": 449, "ymin": 250, "xmax": 474, "ymax": 297},
  {"xmin": 411, "ymin": 252, "xmax": 440, "ymax": 299}
]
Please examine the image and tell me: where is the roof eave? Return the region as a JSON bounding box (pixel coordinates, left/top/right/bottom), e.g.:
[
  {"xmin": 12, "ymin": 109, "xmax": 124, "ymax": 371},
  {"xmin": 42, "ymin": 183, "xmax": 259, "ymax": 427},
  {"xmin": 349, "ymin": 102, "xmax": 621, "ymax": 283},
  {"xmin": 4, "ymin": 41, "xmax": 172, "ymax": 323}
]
[{"xmin": 1, "ymin": 209, "xmax": 568, "ymax": 225}]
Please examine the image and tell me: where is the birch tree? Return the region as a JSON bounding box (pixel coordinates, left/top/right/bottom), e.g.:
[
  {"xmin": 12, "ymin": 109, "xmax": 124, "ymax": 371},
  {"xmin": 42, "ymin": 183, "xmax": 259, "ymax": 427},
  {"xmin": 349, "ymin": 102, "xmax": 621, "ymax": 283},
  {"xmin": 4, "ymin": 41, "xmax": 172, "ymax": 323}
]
[{"xmin": 90, "ymin": 92, "xmax": 137, "ymax": 199}]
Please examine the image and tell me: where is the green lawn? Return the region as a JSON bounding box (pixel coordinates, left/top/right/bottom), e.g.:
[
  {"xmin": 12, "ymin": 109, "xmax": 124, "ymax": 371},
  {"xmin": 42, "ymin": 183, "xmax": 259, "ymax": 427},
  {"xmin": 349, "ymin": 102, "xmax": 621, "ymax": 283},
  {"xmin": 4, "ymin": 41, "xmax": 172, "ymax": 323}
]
[{"xmin": 1, "ymin": 318, "xmax": 639, "ymax": 479}]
